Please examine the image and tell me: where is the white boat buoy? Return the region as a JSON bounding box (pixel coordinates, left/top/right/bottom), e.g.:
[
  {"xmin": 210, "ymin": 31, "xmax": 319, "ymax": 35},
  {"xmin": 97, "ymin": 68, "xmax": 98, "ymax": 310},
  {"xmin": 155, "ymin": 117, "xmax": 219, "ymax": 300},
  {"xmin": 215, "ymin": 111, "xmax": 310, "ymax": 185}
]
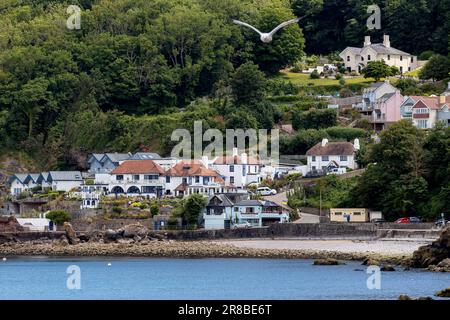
[
  {"xmin": 2, "ymin": 257, "xmax": 6, "ymax": 261},
  {"xmin": 107, "ymin": 263, "xmax": 111, "ymax": 266}
]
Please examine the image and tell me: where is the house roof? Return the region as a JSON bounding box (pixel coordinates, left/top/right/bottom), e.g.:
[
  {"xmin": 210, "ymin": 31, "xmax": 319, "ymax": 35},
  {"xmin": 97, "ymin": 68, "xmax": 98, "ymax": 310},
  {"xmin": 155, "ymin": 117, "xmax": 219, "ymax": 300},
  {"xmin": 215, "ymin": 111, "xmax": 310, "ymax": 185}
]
[
  {"xmin": 166, "ymin": 160, "xmax": 222, "ymax": 179},
  {"xmin": 26, "ymin": 173, "xmax": 41, "ymax": 183},
  {"xmin": 362, "ymin": 43, "xmax": 410, "ymax": 56},
  {"xmin": 235, "ymin": 199, "xmax": 264, "ymax": 206},
  {"xmin": 110, "ymin": 160, "xmax": 165, "ymax": 175},
  {"xmin": 207, "ymin": 194, "xmax": 234, "ymax": 207},
  {"xmin": 306, "ymin": 142, "xmax": 355, "ymax": 156},
  {"xmin": 101, "ymin": 153, "xmax": 131, "ymax": 163},
  {"xmin": 88, "ymin": 153, "xmax": 105, "ymax": 163},
  {"xmin": 37, "ymin": 172, "xmax": 49, "ymax": 183},
  {"xmin": 48, "ymin": 171, "xmax": 82, "ymax": 181},
  {"xmin": 9, "ymin": 173, "xmax": 29, "ymax": 184},
  {"xmin": 411, "ymin": 96, "xmax": 450, "ymax": 110},
  {"xmin": 128, "ymin": 152, "xmax": 162, "ymax": 160},
  {"xmin": 213, "ymin": 155, "xmax": 260, "ymax": 165}
]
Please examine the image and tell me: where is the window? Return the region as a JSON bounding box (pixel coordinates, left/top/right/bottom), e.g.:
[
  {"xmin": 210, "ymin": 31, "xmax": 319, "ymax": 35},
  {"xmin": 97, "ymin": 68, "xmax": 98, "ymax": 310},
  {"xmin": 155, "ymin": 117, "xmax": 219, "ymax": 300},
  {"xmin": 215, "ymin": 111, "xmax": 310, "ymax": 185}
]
[
  {"xmin": 133, "ymin": 175, "xmax": 140, "ymax": 181},
  {"xmin": 334, "ymin": 212, "xmax": 342, "ymax": 216},
  {"xmin": 353, "ymin": 212, "xmax": 361, "ymax": 215},
  {"xmin": 347, "ymin": 56, "xmax": 350, "ymax": 62},
  {"xmin": 166, "ymin": 176, "xmax": 170, "ymax": 183},
  {"xmin": 230, "ymin": 176, "xmax": 235, "ymax": 184},
  {"xmin": 311, "ymin": 156, "xmax": 316, "ymax": 162},
  {"xmin": 417, "ymin": 119, "xmax": 428, "ymax": 129},
  {"xmin": 400, "ymin": 56, "xmax": 403, "ymax": 61},
  {"xmin": 367, "ymin": 55, "xmax": 371, "ymax": 61},
  {"xmin": 322, "ymin": 156, "xmax": 329, "ymax": 161},
  {"xmin": 234, "ymin": 207, "xmax": 239, "ymax": 212},
  {"xmin": 400, "ymin": 66, "xmax": 403, "ymax": 73},
  {"xmin": 408, "ymin": 67, "xmax": 411, "ymax": 72},
  {"xmin": 411, "ymin": 57, "xmax": 414, "ymax": 63},
  {"xmin": 361, "ymin": 56, "xmax": 364, "ymax": 61},
  {"xmin": 415, "ymin": 108, "xmax": 428, "ymax": 114},
  {"xmin": 116, "ymin": 175, "xmax": 123, "ymax": 181},
  {"xmin": 144, "ymin": 174, "xmax": 158, "ymax": 180},
  {"xmin": 387, "ymin": 55, "xmax": 390, "ymax": 60},
  {"xmin": 230, "ymin": 165, "xmax": 234, "ymax": 172},
  {"xmin": 340, "ymin": 156, "xmax": 348, "ymax": 162},
  {"xmin": 195, "ymin": 176, "xmax": 200, "ymax": 183}
]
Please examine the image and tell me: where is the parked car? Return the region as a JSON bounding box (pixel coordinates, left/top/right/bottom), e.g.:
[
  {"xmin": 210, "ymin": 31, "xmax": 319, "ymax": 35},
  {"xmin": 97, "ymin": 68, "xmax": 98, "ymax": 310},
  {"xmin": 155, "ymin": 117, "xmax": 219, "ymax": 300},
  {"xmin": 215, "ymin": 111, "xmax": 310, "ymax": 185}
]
[
  {"xmin": 232, "ymin": 222, "xmax": 251, "ymax": 229},
  {"xmin": 395, "ymin": 217, "xmax": 410, "ymax": 224},
  {"xmin": 409, "ymin": 217, "xmax": 422, "ymax": 223},
  {"xmin": 327, "ymin": 167, "xmax": 346, "ymax": 175},
  {"xmin": 256, "ymin": 187, "xmax": 277, "ymax": 196},
  {"xmin": 434, "ymin": 218, "xmax": 448, "ymax": 227},
  {"xmin": 371, "ymin": 218, "xmax": 386, "ymax": 224}
]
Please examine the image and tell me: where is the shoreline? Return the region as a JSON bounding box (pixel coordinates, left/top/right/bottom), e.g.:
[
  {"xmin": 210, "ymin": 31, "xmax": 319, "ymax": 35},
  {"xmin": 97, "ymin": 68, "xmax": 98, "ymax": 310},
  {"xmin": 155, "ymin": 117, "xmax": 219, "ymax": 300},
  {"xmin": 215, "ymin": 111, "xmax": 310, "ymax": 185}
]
[{"xmin": 0, "ymin": 240, "xmax": 414, "ymax": 265}]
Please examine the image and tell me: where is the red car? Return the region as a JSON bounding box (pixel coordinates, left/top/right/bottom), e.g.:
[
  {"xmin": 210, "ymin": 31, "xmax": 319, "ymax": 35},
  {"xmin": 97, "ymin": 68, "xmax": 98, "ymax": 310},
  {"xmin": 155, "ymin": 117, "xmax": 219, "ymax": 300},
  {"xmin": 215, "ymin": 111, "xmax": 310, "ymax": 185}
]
[{"xmin": 395, "ymin": 217, "xmax": 410, "ymax": 224}]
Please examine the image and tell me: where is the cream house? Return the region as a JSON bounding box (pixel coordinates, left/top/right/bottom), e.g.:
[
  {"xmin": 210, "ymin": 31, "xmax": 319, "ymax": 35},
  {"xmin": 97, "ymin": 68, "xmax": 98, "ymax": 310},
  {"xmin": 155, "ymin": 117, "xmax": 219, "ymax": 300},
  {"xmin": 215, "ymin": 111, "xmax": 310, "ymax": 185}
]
[{"xmin": 340, "ymin": 35, "xmax": 418, "ymax": 74}]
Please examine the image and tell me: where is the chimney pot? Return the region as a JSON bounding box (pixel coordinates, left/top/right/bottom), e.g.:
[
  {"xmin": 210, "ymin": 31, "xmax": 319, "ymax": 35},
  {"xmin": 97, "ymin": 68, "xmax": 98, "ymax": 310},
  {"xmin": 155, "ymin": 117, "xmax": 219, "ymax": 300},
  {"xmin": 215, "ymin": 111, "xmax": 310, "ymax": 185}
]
[
  {"xmin": 364, "ymin": 36, "xmax": 371, "ymax": 47},
  {"xmin": 321, "ymin": 139, "xmax": 329, "ymax": 147},
  {"xmin": 383, "ymin": 35, "xmax": 390, "ymax": 48}
]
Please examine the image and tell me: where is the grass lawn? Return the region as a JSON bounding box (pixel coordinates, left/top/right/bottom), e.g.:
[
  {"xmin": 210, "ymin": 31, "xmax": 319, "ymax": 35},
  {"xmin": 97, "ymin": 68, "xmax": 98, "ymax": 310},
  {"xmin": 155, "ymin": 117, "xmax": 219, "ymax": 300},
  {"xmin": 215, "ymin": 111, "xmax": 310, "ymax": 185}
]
[{"xmin": 278, "ymin": 70, "xmax": 375, "ymax": 86}]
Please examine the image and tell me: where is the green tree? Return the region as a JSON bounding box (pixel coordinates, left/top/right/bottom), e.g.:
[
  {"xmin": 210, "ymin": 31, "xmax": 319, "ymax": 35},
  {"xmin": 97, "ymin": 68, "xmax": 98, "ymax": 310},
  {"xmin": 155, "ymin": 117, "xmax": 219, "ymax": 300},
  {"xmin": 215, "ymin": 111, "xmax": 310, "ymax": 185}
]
[
  {"xmin": 419, "ymin": 54, "xmax": 450, "ymax": 81},
  {"xmin": 361, "ymin": 61, "xmax": 397, "ymax": 81},
  {"xmin": 181, "ymin": 193, "xmax": 207, "ymax": 226},
  {"xmin": 231, "ymin": 62, "xmax": 267, "ymax": 107},
  {"xmin": 292, "ymin": 109, "xmax": 337, "ymax": 130},
  {"xmin": 46, "ymin": 210, "xmax": 71, "ymax": 225}
]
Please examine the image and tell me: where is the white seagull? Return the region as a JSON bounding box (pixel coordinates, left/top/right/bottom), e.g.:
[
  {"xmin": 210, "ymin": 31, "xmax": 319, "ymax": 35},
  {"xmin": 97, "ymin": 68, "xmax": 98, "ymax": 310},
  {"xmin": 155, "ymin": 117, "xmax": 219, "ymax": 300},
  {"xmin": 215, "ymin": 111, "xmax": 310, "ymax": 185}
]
[{"xmin": 233, "ymin": 17, "xmax": 301, "ymax": 43}]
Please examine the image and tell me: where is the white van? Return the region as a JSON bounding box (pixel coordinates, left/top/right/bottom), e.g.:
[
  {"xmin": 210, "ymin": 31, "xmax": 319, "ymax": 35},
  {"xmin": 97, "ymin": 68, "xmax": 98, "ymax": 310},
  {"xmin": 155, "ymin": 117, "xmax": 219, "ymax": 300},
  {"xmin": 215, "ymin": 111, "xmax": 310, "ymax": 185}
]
[{"xmin": 256, "ymin": 187, "xmax": 277, "ymax": 196}]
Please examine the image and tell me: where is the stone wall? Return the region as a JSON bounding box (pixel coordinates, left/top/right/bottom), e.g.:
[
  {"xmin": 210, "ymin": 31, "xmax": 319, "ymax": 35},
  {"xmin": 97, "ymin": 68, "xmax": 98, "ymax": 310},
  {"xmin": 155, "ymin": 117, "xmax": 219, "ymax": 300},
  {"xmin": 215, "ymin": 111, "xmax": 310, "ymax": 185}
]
[
  {"xmin": 0, "ymin": 231, "xmax": 65, "ymax": 243},
  {"xmin": 70, "ymin": 218, "xmax": 154, "ymax": 232}
]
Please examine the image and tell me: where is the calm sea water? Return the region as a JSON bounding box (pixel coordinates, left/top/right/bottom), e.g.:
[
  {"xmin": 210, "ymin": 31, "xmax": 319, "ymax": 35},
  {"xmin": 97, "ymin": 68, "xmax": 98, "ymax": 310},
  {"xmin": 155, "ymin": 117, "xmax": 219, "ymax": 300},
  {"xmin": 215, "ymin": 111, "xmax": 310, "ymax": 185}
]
[{"xmin": 0, "ymin": 257, "xmax": 448, "ymax": 300}]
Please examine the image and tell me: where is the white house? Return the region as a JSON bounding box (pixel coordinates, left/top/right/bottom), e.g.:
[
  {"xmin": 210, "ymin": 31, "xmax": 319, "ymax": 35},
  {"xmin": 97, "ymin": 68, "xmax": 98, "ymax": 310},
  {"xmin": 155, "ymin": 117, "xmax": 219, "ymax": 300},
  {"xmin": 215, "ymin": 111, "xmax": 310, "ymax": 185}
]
[
  {"xmin": 47, "ymin": 171, "xmax": 83, "ymax": 192},
  {"xmin": 9, "ymin": 174, "xmax": 30, "ymax": 195},
  {"xmin": 108, "ymin": 160, "xmax": 166, "ymax": 198},
  {"xmin": 210, "ymin": 148, "xmax": 262, "ymax": 188},
  {"xmin": 16, "ymin": 218, "xmax": 51, "ymax": 231},
  {"xmin": 340, "ymin": 35, "xmax": 418, "ymax": 74},
  {"xmin": 203, "ymin": 196, "xmax": 290, "ymax": 230},
  {"xmin": 306, "ymin": 139, "xmax": 360, "ymax": 174},
  {"xmin": 165, "ymin": 160, "xmax": 225, "ymax": 197}
]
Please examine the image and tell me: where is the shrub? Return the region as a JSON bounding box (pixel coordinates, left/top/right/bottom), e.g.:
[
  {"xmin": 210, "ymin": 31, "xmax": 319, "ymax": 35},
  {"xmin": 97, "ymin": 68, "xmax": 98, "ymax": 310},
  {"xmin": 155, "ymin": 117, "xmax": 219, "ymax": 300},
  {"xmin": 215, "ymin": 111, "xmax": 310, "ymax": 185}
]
[
  {"xmin": 150, "ymin": 204, "xmax": 159, "ymax": 217},
  {"xmin": 46, "ymin": 210, "xmax": 71, "ymax": 225},
  {"xmin": 335, "ymin": 73, "xmax": 343, "ymax": 80},
  {"xmin": 310, "ymin": 70, "xmax": 320, "ymax": 79},
  {"xmin": 112, "ymin": 206, "xmax": 122, "ymax": 214},
  {"xmin": 339, "ymin": 78, "xmax": 346, "ymax": 86}
]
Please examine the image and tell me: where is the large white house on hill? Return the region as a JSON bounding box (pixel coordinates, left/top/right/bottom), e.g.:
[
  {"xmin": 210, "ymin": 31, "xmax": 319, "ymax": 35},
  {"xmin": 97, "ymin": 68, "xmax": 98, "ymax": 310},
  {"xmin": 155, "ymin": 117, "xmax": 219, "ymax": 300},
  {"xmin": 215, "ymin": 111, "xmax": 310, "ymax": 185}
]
[{"xmin": 340, "ymin": 35, "xmax": 418, "ymax": 74}]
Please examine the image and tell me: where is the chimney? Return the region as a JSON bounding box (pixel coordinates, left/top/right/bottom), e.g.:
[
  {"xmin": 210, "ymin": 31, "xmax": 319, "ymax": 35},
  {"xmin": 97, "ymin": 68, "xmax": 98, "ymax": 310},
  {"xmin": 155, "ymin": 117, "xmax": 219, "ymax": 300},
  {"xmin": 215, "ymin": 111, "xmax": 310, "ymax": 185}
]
[
  {"xmin": 321, "ymin": 139, "xmax": 328, "ymax": 147},
  {"xmin": 383, "ymin": 35, "xmax": 390, "ymax": 48},
  {"xmin": 354, "ymin": 138, "xmax": 360, "ymax": 151},
  {"xmin": 241, "ymin": 153, "xmax": 248, "ymax": 165},
  {"xmin": 232, "ymin": 147, "xmax": 238, "ymax": 157},
  {"xmin": 364, "ymin": 36, "xmax": 371, "ymax": 47},
  {"xmin": 440, "ymin": 95, "xmax": 446, "ymax": 104}
]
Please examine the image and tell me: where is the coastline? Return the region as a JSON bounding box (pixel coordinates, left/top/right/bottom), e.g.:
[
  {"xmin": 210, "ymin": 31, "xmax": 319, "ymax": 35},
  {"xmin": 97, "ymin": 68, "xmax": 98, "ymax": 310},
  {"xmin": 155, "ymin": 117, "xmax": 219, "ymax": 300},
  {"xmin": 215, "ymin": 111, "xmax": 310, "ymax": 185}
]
[{"xmin": 0, "ymin": 239, "xmax": 414, "ymax": 265}]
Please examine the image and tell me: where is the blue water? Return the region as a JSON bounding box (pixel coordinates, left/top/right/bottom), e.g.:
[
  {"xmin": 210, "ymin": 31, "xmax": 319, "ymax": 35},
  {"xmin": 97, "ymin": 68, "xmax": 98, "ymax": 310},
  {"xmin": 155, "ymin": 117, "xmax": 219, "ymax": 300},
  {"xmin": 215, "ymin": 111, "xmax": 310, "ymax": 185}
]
[{"xmin": 0, "ymin": 257, "xmax": 448, "ymax": 300}]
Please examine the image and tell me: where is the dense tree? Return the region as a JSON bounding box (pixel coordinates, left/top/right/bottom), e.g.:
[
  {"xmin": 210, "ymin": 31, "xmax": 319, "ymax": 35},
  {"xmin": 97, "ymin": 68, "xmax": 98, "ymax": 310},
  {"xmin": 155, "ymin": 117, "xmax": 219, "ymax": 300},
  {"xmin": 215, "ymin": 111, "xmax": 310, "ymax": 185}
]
[
  {"xmin": 361, "ymin": 61, "xmax": 398, "ymax": 81},
  {"xmin": 419, "ymin": 55, "xmax": 450, "ymax": 81},
  {"xmin": 292, "ymin": 108, "xmax": 337, "ymax": 130}
]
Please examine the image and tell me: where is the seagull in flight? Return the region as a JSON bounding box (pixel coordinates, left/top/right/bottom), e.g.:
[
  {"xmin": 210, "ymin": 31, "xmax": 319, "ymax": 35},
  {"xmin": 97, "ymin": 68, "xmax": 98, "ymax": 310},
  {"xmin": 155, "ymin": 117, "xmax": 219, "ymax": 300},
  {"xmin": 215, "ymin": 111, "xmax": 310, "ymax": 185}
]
[{"xmin": 233, "ymin": 17, "xmax": 302, "ymax": 43}]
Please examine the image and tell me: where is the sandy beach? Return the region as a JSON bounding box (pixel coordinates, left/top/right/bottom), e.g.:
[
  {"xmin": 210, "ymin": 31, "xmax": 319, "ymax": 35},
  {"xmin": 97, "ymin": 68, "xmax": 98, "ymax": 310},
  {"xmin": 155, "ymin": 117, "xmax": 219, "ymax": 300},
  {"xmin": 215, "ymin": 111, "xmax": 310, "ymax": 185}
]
[{"xmin": 218, "ymin": 239, "xmax": 432, "ymax": 256}]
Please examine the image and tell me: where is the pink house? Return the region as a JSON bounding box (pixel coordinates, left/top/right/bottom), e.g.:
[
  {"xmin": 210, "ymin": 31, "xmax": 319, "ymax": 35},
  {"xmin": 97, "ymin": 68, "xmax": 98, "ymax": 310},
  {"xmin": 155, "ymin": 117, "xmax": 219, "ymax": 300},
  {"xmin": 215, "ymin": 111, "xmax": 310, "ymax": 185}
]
[{"xmin": 359, "ymin": 81, "xmax": 403, "ymax": 131}]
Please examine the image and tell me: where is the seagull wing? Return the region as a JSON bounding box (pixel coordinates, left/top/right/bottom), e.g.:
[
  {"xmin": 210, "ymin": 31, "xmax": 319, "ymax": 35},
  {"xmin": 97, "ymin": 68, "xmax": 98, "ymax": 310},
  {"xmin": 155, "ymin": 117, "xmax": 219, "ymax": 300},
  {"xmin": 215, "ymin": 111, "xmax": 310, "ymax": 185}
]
[
  {"xmin": 232, "ymin": 19, "xmax": 263, "ymax": 36},
  {"xmin": 268, "ymin": 18, "xmax": 301, "ymax": 37}
]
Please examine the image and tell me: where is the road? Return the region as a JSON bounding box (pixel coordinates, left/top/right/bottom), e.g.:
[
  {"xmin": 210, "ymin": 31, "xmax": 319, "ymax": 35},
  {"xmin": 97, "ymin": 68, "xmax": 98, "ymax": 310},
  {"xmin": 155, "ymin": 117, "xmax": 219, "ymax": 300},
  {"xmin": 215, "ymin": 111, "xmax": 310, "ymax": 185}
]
[{"xmin": 263, "ymin": 191, "xmax": 319, "ymax": 224}]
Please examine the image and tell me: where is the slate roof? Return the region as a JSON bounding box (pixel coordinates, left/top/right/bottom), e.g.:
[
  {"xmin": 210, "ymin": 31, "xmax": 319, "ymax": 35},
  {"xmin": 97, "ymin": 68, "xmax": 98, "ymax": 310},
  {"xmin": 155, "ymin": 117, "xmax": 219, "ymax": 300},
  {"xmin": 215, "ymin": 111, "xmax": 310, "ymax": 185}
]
[
  {"xmin": 128, "ymin": 152, "xmax": 162, "ymax": 160},
  {"xmin": 110, "ymin": 160, "xmax": 165, "ymax": 175},
  {"xmin": 306, "ymin": 142, "xmax": 355, "ymax": 156},
  {"xmin": 207, "ymin": 194, "xmax": 234, "ymax": 207},
  {"xmin": 48, "ymin": 171, "xmax": 82, "ymax": 181},
  {"xmin": 9, "ymin": 174, "xmax": 29, "ymax": 184},
  {"xmin": 364, "ymin": 43, "xmax": 410, "ymax": 56},
  {"xmin": 234, "ymin": 199, "xmax": 264, "ymax": 206},
  {"xmin": 102, "ymin": 153, "xmax": 131, "ymax": 163}
]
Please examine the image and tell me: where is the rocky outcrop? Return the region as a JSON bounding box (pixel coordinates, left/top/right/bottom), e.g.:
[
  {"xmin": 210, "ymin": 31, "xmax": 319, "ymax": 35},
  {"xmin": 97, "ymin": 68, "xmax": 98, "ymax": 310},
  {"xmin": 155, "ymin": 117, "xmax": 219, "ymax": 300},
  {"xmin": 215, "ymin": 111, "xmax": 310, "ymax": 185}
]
[
  {"xmin": 380, "ymin": 264, "xmax": 395, "ymax": 271},
  {"xmin": 63, "ymin": 222, "xmax": 79, "ymax": 245},
  {"xmin": 0, "ymin": 216, "xmax": 25, "ymax": 233},
  {"xmin": 120, "ymin": 223, "xmax": 149, "ymax": 238},
  {"xmin": 411, "ymin": 227, "xmax": 450, "ymax": 269},
  {"xmin": 435, "ymin": 287, "xmax": 450, "ymax": 298},
  {"xmin": 313, "ymin": 258, "xmax": 343, "ymax": 265}
]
